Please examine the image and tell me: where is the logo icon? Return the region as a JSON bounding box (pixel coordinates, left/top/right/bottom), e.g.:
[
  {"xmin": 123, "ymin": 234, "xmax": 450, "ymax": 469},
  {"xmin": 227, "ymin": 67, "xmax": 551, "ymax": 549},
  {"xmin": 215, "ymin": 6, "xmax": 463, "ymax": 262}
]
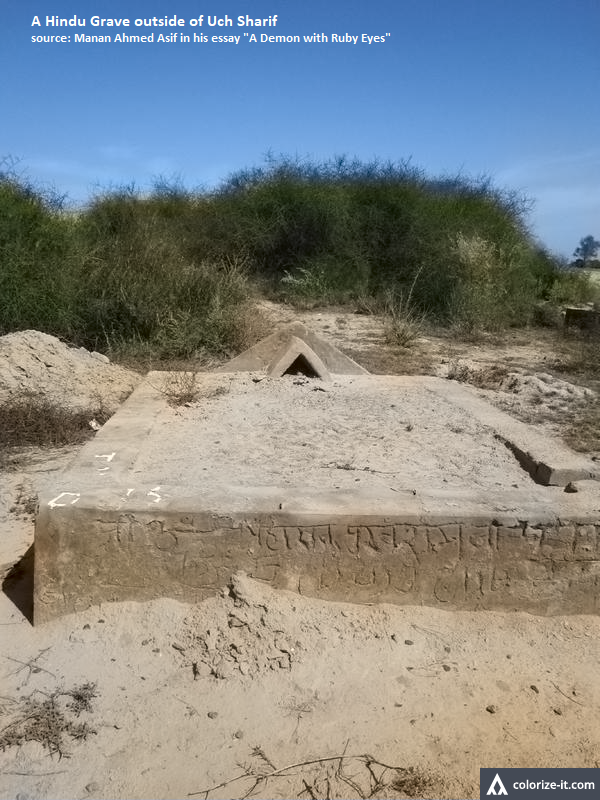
[{"xmin": 487, "ymin": 773, "xmax": 508, "ymax": 795}]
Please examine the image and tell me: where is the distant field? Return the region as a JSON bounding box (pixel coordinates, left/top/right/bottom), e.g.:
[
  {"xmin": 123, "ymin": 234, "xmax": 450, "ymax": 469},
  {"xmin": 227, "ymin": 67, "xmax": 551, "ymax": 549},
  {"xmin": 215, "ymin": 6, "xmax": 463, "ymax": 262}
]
[{"xmin": 583, "ymin": 269, "xmax": 600, "ymax": 285}]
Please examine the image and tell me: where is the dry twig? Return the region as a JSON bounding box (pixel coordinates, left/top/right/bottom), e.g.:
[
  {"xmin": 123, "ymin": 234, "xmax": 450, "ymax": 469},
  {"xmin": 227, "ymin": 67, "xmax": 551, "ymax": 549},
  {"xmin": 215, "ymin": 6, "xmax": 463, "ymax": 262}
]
[{"xmin": 188, "ymin": 746, "xmax": 424, "ymax": 799}]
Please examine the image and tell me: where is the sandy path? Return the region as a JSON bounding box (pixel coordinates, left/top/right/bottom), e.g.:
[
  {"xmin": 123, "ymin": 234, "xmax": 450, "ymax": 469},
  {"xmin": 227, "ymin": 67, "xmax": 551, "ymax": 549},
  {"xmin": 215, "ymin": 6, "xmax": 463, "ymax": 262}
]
[{"xmin": 1, "ymin": 470, "xmax": 600, "ymax": 800}]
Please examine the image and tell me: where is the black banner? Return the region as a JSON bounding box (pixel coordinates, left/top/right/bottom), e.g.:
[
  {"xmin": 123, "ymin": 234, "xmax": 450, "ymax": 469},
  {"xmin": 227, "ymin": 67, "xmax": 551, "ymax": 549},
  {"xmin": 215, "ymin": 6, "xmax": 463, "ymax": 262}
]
[{"xmin": 481, "ymin": 769, "xmax": 599, "ymax": 800}]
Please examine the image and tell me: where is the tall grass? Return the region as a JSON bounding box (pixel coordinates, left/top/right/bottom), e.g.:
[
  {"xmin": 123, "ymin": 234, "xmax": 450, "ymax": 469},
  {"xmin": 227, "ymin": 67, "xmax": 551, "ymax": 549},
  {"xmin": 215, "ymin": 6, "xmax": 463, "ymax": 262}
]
[{"xmin": 1, "ymin": 156, "xmax": 597, "ymax": 356}]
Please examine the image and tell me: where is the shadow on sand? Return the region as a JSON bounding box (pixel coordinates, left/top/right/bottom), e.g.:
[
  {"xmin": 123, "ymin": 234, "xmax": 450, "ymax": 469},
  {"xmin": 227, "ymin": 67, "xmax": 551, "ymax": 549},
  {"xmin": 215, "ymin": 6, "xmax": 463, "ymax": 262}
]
[{"xmin": 2, "ymin": 544, "xmax": 34, "ymax": 624}]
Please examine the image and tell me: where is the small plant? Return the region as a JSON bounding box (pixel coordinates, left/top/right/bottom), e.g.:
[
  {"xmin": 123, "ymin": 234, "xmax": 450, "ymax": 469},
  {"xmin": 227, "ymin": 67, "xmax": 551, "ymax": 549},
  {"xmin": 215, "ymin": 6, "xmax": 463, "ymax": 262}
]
[
  {"xmin": 383, "ymin": 291, "xmax": 425, "ymax": 347},
  {"xmin": 0, "ymin": 683, "xmax": 98, "ymax": 759},
  {"xmin": 449, "ymin": 234, "xmax": 506, "ymax": 333},
  {"xmin": 382, "ymin": 264, "xmax": 426, "ymax": 347},
  {"xmin": 160, "ymin": 371, "xmax": 198, "ymax": 406},
  {"xmin": 390, "ymin": 765, "xmax": 435, "ymax": 798},
  {"xmin": 353, "ymin": 293, "xmax": 381, "ymax": 315},
  {"xmin": 546, "ymin": 269, "xmax": 599, "ymax": 307},
  {"xmin": 64, "ymin": 682, "xmax": 98, "ymax": 716}
]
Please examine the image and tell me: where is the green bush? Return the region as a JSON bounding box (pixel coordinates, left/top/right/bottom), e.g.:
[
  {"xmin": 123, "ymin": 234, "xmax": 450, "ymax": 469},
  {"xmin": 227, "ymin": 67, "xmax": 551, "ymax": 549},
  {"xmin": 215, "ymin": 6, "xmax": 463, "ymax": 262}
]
[
  {"xmin": 0, "ymin": 167, "xmax": 79, "ymax": 337},
  {"xmin": 2, "ymin": 155, "xmax": 595, "ymax": 356},
  {"xmin": 213, "ymin": 156, "xmax": 544, "ymax": 321},
  {"xmin": 76, "ymin": 190, "xmax": 256, "ymax": 357}
]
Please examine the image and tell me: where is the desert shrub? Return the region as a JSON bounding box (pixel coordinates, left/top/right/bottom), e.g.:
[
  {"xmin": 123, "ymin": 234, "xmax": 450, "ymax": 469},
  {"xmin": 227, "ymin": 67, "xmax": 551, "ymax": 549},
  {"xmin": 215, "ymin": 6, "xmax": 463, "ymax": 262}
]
[
  {"xmin": 545, "ymin": 268, "xmax": 600, "ymax": 306},
  {"xmin": 0, "ymin": 393, "xmax": 110, "ymax": 450},
  {"xmin": 158, "ymin": 371, "xmax": 199, "ymax": 406},
  {"xmin": 0, "ymin": 393, "xmax": 112, "ymax": 469},
  {"xmin": 2, "ymin": 154, "xmax": 583, "ymax": 352},
  {"xmin": 0, "ymin": 165, "xmax": 79, "ymax": 337},
  {"xmin": 214, "ymin": 156, "xmax": 553, "ymax": 326},
  {"xmin": 75, "ymin": 190, "xmax": 256, "ymax": 358},
  {"xmin": 446, "ymin": 234, "xmax": 543, "ymax": 333}
]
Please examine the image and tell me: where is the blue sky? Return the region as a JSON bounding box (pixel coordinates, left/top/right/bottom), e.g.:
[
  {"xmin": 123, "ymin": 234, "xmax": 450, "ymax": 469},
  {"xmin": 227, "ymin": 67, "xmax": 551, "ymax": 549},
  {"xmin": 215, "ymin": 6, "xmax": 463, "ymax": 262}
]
[{"xmin": 2, "ymin": 0, "xmax": 599, "ymax": 257}]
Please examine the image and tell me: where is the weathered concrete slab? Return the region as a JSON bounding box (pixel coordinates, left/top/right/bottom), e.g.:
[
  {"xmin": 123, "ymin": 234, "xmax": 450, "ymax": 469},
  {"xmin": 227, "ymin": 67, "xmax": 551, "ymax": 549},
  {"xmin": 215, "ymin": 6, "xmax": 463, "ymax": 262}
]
[
  {"xmin": 34, "ymin": 367, "xmax": 600, "ymax": 623},
  {"xmin": 440, "ymin": 379, "xmax": 599, "ymax": 487},
  {"xmin": 33, "ymin": 322, "xmax": 600, "ymax": 623}
]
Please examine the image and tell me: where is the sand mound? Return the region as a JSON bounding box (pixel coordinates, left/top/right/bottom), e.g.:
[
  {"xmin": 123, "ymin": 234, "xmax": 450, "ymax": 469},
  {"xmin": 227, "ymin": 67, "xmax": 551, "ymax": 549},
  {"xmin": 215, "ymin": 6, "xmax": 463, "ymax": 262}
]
[
  {"xmin": 0, "ymin": 330, "xmax": 140, "ymax": 413},
  {"xmin": 498, "ymin": 371, "xmax": 594, "ymax": 408}
]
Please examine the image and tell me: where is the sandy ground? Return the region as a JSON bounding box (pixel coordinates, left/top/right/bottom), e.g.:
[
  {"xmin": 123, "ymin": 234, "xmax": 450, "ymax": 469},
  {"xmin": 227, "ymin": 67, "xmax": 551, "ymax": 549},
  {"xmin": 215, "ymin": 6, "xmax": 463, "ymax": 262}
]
[
  {"xmin": 1, "ymin": 314, "xmax": 600, "ymax": 800},
  {"xmin": 134, "ymin": 374, "xmax": 531, "ymax": 496}
]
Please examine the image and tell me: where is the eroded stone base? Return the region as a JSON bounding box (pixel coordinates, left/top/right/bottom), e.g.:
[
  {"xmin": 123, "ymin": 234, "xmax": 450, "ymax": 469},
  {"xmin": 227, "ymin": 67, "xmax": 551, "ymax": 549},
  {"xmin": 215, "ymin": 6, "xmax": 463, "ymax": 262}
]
[{"xmin": 34, "ymin": 503, "xmax": 600, "ymax": 623}]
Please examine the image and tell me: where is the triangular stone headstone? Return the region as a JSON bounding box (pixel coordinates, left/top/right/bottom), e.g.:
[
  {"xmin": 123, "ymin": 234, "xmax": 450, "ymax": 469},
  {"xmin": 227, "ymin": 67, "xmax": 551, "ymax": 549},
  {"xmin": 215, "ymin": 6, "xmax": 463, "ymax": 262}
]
[
  {"xmin": 267, "ymin": 336, "xmax": 331, "ymax": 380},
  {"xmin": 217, "ymin": 322, "xmax": 368, "ymax": 375}
]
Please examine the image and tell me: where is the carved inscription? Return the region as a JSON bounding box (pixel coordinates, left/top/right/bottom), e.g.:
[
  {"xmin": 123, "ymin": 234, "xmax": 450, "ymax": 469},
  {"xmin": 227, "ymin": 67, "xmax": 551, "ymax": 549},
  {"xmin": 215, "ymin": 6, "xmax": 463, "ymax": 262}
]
[
  {"xmin": 100, "ymin": 517, "xmax": 600, "ymax": 598},
  {"xmin": 37, "ymin": 510, "xmax": 600, "ymax": 622}
]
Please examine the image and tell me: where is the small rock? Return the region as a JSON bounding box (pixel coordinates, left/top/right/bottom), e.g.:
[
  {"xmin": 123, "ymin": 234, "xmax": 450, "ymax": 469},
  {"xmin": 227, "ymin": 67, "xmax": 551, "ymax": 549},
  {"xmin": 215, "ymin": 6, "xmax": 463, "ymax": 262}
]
[
  {"xmin": 486, "ymin": 704, "xmax": 498, "ymax": 714},
  {"xmin": 530, "ymin": 685, "xmax": 539, "ymax": 694},
  {"xmin": 171, "ymin": 642, "xmax": 186, "ymax": 653},
  {"xmin": 85, "ymin": 782, "xmax": 100, "ymax": 793},
  {"xmin": 212, "ymin": 660, "xmax": 233, "ymax": 680},
  {"xmin": 404, "ymin": 639, "xmax": 414, "ymax": 646},
  {"xmin": 233, "ymin": 729, "xmax": 244, "ymax": 739},
  {"xmin": 444, "ymin": 645, "xmax": 451, "ymax": 653},
  {"xmin": 564, "ymin": 482, "xmax": 578, "ymax": 493},
  {"xmin": 553, "ymin": 707, "xmax": 563, "ymax": 716},
  {"xmin": 83, "ymin": 623, "xmax": 90, "ymax": 630},
  {"xmin": 207, "ymin": 711, "xmax": 218, "ymax": 719},
  {"xmin": 442, "ymin": 664, "xmax": 451, "ymax": 672}
]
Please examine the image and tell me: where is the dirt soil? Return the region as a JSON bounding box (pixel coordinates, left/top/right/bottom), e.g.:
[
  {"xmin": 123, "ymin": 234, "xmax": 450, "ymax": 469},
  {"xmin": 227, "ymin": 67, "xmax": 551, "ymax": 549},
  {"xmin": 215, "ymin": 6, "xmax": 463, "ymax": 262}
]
[{"xmin": 1, "ymin": 310, "xmax": 599, "ymax": 800}]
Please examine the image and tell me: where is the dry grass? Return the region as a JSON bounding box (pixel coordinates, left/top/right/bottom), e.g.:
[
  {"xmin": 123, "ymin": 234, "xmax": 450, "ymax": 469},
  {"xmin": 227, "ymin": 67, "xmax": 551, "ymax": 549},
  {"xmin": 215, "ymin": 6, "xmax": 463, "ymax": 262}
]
[
  {"xmin": 551, "ymin": 335, "xmax": 600, "ymax": 380},
  {"xmin": 0, "ymin": 394, "xmax": 111, "ymax": 469},
  {"xmin": 447, "ymin": 362, "xmax": 509, "ymax": 390},
  {"xmin": 564, "ymin": 402, "xmax": 600, "ymax": 453},
  {"xmin": 159, "ymin": 371, "xmax": 199, "ymax": 407},
  {"xmin": 0, "ymin": 683, "xmax": 98, "ymax": 759}
]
